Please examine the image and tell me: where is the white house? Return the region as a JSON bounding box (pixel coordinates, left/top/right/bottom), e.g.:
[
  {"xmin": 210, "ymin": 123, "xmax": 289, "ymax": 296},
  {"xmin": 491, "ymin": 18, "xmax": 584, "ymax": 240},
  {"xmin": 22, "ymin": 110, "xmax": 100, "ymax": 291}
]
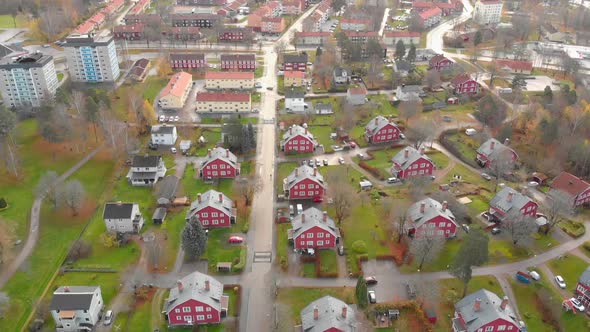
[
  {"xmin": 49, "ymin": 286, "xmax": 104, "ymax": 332},
  {"xmin": 333, "ymin": 66, "xmax": 351, "ymax": 84},
  {"xmin": 151, "ymin": 125, "xmax": 178, "ymax": 146},
  {"xmin": 126, "ymin": 155, "xmax": 167, "ymax": 186},
  {"xmin": 102, "ymin": 202, "xmax": 144, "ymax": 233},
  {"xmin": 347, "ymin": 86, "xmax": 367, "ymax": 105},
  {"xmin": 473, "ymin": 0, "xmax": 504, "ymax": 25},
  {"xmin": 285, "ymin": 89, "xmax": 306, "ymax": 113}
]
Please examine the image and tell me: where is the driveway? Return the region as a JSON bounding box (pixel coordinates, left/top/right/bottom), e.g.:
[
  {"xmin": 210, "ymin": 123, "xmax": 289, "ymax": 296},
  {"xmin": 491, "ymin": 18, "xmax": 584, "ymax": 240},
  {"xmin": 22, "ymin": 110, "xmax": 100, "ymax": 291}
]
[{"xmin": 361, "ymin": 260, "xmax": 407, "ymax": 302}]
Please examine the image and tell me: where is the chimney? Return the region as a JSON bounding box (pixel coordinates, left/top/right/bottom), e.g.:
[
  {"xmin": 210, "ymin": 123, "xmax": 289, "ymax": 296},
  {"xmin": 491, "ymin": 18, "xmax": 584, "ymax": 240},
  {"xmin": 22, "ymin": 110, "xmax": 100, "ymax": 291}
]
[
  {"xmin": 490, "ymin": 141, "xmax": 495, "ymax": 150},
  {"xmin": 226, "ymin": 149, "xmax": 229, "ymax": 158},
  {"xmin": 63, "ymin": 286, "xmax": 70, "ymax": 292},
  {"xmin": 500, "ymin": 296, "xmax": 509, "ymax": 311},
  {"xmin": 442, "ymin": 201, "xmax": 448, "ymax": 212},
  {"xmin": 313, "ymin": 306, "xmax": 319, "ymax": 320},
  {"xmin": 420, "ymin": 147, "xmax": 425, "ymax": 155},
  {"xmin": 305, "ymin": 128, "xmax": 308, "ymax": 135},
  {"xmin": 507, "ymin": 191, "xmax": 514, "ymax": 202},
  {"xmin": 420, "ymin": 202, "xmax": 426, "ymax": 214},
  {"xmin": 301, "ymin": 213, "xmax": 306, "ymax": 223},
  {"xmin": 219, "ymin": 193, "xmax": 223, "ymax": 203},
  {"xmin": 341, "ymin": 306, "xmax": 347, "ymax": 318},
  {"xmin": 295, "ymin": 167, "xmax": 299, "ymax": 177},
  {"xmin": 323, "ymin": 211, "xmax": 328, "ymax": 222},
  {"xmin": 208, "ymin": 149, "xmax": 212, "ymax": 157},
  {"xmin": 290, "ymin": 126, "xmax": 293, "ymax": 135},
  {"xmin": 314, "ymin": 167, "xmax": 317, "ymax": 176},
  {"xmin": 404, "ymin": 148, "xmax": 409, "ymax": 159},
  {"xmin": 197, "ymin": 193, "xmax": 202, "ymax": 203},
  {"xmin": 474, "ymin": 298, "xmax": 481, "ymax": 312},
  {"xmin": 204, "ymin": 280, "xmax": 210, "ymax": 291},
  {"xmin": 375, "ymin": 117, "xmax": 379, "ymax": 125},
  {"xmin": 504, "ymin": 138, "xmax": 510, "ymax": 145},
  {"xmin": 177, "ymin": 280, "xmax": 184, "ymax": 293}
]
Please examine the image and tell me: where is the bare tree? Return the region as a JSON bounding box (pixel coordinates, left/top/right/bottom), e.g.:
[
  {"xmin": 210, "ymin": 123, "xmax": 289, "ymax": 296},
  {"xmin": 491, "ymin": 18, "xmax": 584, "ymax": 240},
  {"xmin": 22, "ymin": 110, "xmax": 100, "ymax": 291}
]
[
  {"xmin": 35, "ymin": 171, "xmax": 59, "ymax": 209},
  {"xmin": 424, "ymin": 70, "xmax": 442, "ymax": 91},
  {"xmin": 69, "ymin": 90, "xmax": 86, "ymax": 115},
  {"xmin": 0, "ymin": 107, "xmax": 18, "ymax": 177},
  {"xmin": 399, "ymin": 101, "xmax": 421, "ymax": 124},
  {"xmin": 392, "ymin": 207, "xmax": 408, "ymax": 243},
  {"xmin": 408, "ymin": 177, "xmax": 430, "ymax": 200},
  {"xmin": 60, "ymin": 180, "xmax": 85, "ymax": 216},
  {"xmin": 274, "ymin": 40, "xmax": 287, "ymax": 64},
  {"xmin": 67, "ymin": 240, "xmax": 91, "ymax": 262},
  {"xmin": 487, "ymin": 152, "xmax": 514, "ymax": 192},
  {"xmin": 233, "ymin": 175, "xmax": 261, "ymax": 206},
  {"xmin": 501, "ymin": 214, "xmax": 537, "ymax": 246},
  {"xmin": 327, "ymin": 168, "xmax": 355, "ymax": 224},
  {"xmin": 406, "ymin": 119, "xmax": 435, "ymax": 149},
  {"xmin": 409, "ymin": 233, "xmax": 445, "ymax": 270},
  {"xmin": 544, "ymin": 191, "xmax": 574, "ymax": 235}
]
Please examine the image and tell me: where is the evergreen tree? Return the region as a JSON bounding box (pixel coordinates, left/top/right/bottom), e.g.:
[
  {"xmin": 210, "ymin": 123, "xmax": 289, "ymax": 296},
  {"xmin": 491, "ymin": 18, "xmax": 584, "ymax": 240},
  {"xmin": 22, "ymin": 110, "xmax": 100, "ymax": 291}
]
[
  {"xmin": 473, "ymin": 30, "xmax": 483, "ymax": 47},
  {"xmin": 247, "ymin": 123, "xmax": 256, "ymax": 148},
  {"xmin": 395, "ymin": 40, "xmax": 406, "ymax": 60},
  {"xmin": 355, "ymin": 276, "xmax": 368, "ymax": 308},
  {"xmin": 407, "ymin": 43, "xmax": 416, "ymax": 63},
  {"xmin": 316, "ymin": 47, "xmax": 323, "ymax": 58},
  {"xmin": 543, "ymin": 85, "xmax": 553, "ymax": 102},
  {"xmin": 182, "ymin": 215, "xmax": 208, "ymax": 261},
  {"xmin": 511, "ymin": 74, "xmax": 527, "ymax": 92}
]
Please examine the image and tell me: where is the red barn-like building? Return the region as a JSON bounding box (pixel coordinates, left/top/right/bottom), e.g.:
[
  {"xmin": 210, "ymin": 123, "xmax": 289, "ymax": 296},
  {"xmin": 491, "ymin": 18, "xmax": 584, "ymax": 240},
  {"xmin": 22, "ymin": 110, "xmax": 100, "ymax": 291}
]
[
  {"xmin": 407, "ymin": 198, "xmax": 458, "ymax": 238},
  {"xmin": 549, "ymin": 172, "xmax": 590, "ymax": 208},
  {"xmin": 476, "ymin": 138, "xmax": 518, "ymax": 168},
  {"xmin": 364, "ymin": 116, "xmax": 402, "ymax": 144},
  {"xmin": 289, "ymin": 207, "xmax": 340, "ymax": 249},
  {"xmin": 280, "ymin": 125, "xmax": 318, "ymax": 154},
  {"xmin": 391, "ymin": 147, "xmax": 435, "ymax": 179},
  {"xmin": 452, "ymin": 289, "xmax": 520, "ymax": 332},
  {"xmin": 429, "ymin": 54, "xmax": 453, "ymax": 71},
  {"xmin": 488, "ymin": 186, "xmax": 538, "ymax": 223},
  {"xmin": 220, "ymin": 54, "xmax": 256, "ymax": 71},
  {"xmin": 451, "ymin": 73, "xmax": 479, "ymax": 95},
  {"xmin": 283, "ymin": 165, "xmax": 325, "ymax": 200},
  {"xmin": 170, "ymin": 53, "xmax": 206, "ymax": 70},
  {"xmin": 164, "ymin": 272, "xmax": 228, "ymax": 327},
  {"xmin": 575, "ymin": 266, "xmax": 590, "ymax": 307},
  {"xmin": 186, "ymin": 190, "xmax": 236, "ymax": 228},
  {"xmin": 199, "ymin": 147, "xmax": 240, "ymax": 179}
]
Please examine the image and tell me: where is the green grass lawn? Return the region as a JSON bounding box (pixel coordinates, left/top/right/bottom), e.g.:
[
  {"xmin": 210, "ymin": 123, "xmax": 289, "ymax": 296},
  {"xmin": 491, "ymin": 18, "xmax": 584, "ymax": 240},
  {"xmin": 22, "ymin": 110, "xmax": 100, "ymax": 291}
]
[
  {"xmin": 442, "ymin": 131, "xmax": 479, "ymax": 167},
  {"xmin": 57, "ymin": 72, "xmax": 64, "ymax": 82},
  {"xmin": 277, "ymin": 223, "xmax": 291, "ymax": 270},
  {"xmin": 302, "ymin": 262, "xmax": 316, "ymax": 278},
  {"xmin": 112, "ymin": 77, "xmax": 168, "ymax": 119},
  {"xmin": 0, "ymin": 14, "xmax": 26, "ymax": 28},
  {"xmin": 309, "ymin": 125, "xmax": 336, "ymax": 154},
  {"xmin": 276, "ymin": 162, "xmax": 298, "ymax": 193},
  {"xmin": 427, "ymin": 151, "xmax": 449, "ymax": 170},
  {"xmin": 251, "ymin": 92, "xmax": 261, "ymax": 103},
  {"xmin": 547, "ymin": 255, "xmax": 589, "ymax": 293},
  {"xmin": 558, "ymin": 220, "xmax": 586, "ymax": 238},
  {"xmin": 400, "ymin": 237, "xmax": 463, "ymax": 273},
  {"xmin": 277, "ymin": 287, "xmax": 356, "ymax": 323},
  {"xmin": 318, "ymin": 249, "xmax": 338, "ymax": 276}
]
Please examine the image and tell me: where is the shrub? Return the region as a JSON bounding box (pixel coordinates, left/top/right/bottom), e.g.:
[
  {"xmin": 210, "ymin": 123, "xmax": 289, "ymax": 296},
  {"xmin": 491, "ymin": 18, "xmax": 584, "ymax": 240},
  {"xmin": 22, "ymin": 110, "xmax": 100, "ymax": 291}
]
[
  {"xmin": 232, "ymin": 246, "xmax": 247, "ymax": 272},
  {"xmin": 351, "ymin": 240, "xmax": 367, "ymax": 254},
  {"xmin": 0, "ymin": 198, "xmax": 7, "ymax": 209},
  {"xmin": 583, "ymin": 241, "xmax": 590, "ymax": 253},
  {"xmin": 358, "ymin": 161, "xmax": 385, "ymax": 180},
  {"xmin": 241, "ymin": 222, "xmax": 249, "ymax": 233}
]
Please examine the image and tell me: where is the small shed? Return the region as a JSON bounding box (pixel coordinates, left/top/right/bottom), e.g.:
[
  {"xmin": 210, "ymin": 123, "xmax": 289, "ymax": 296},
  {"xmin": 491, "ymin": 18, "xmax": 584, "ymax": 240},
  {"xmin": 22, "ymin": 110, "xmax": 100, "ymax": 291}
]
[
  {"xmin": 179, "ymin": 140, "xmax": 192, "ymax": 153},
  {"xmin": 360, "ymin": 180, "xmax": 373, "ymax": 190},
  {"xmin": 172, "ymin": 196, "xmax": 190, "ymax": 206},
  {"xmin": 530, "ymin": 172, "xmax": 548, "ymax": 185},
  {"xmin": 152, "ymin": 207, "xmax": 167, "ymax": 225}
]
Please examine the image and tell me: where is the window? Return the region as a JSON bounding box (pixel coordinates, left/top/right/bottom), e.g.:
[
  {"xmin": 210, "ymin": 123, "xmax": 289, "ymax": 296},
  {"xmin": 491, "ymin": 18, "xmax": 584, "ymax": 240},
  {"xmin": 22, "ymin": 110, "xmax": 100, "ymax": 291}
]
[
  {"xmin": 196, "ymin": 315, "xmax": 205, "ymax": 321},
  {"xmin": 207, "ymin": 314, "xmax": 212, "ymax": 319},
  {"xmin": 206, "ymin": 307, "xmax": 211, "ymax": 312},
  {"xmin": 308, "ymin": 184, "xmax": 314, "ymax": 189},
  {"xmin": 485, "ymin": 327, "xmax": 494, "ymax": 332},
  {"xmin": 213, "ymin": 220, "xmax": 218, "ymax": 225},
  {"xmin": 183, "ymin": 307, "xmax": 191, "ymax": 313},
  {"xmin": 307, "ymin": 241, "xmax": 314, "ymax": 246},
  {"xmin": 202, "ymin": 213, "xmax": 209, "ymax": 217},
  {"xmin": 196, "ymin": 306, "xmax": 203, "ymax": 312},
  {"xmin": 212, "ymin": 212, "xmax": 218, "ymax": 217},
  {"xmin": 317, "ymin": 240, "xmax": 324, "ymax": 246},
  {"xmin": 318, "ymin": 233, "xmax": 324, "ymax": 238},
  {"xmin": 299, "ymin": 191, "xmax": 305, "ymax": 196},
  {"xmin": 507, "ymin": 326, "xmax": 513, "ymax": 330},
  {"xmin": 203, "ymin": 220, "xmax": 209, "ymax": 225},
  {"xmin": 498, "ymin": 326, "xmax": 506, "ymax": 331},
  {"xmin": 308, "ymin": 191, "xmax": 314, "ymax": 196},
  {"xmin": 175, "ymin": 309, "xmax": 180, "ymax": 313},
  {"xmin": 184, "ymin": 316, "xmax": 192, "ymax": 322}
]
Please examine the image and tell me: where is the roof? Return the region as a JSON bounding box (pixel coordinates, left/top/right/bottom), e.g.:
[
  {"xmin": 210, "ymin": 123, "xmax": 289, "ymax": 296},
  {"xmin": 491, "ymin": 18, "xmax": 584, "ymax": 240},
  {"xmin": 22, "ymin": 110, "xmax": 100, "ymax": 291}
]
[
  {"xmin": 477, "ymin": 0, "xmax": 503, "ymax": 5},
  {"xmin": 579, "ymin": 266, "xmax": 590, "ymax": 286},
  {"xmin": 333, "ymin": 66, "xmax": 351, "ymax": 77},
  {"xmin": 407, "ymin": 197, "xmax": 456, "ymax": 229},
  {"xmin": 550, "ymin": 172, "xmax": 590, "ymax": 197},
  {"xmin": 284, "ymin": 53, "xmax": 308, "ymax": 63},
  {"xmin": 489, "ymin": 186, "xmax": 534, "ymax": 215},
  {"xmin": 285, "ymin": 89, "xmax": 305, "ymax": 99},
  {"xmin": 412, "ymin": 1, "xmax": 435, "ymax": 9},
  {"xmin": 205, "ymin": 71, "xmax": 254, "ymax": 80},
  {"xmin": 418, "ymin": 6, "xmax": 442, "ymax": 20},
  {"xmin": 168, "ymin": 26, "xmax": 200, "ymax": 35},
  {"xmin": 282, "ymin": 125, "xmax": 317, "ymax": 144},
  {"xmin": 262, "ymin": 16, "xmax": 283, "ymax": 23},
  {"xmin": 155, "ymin": 175, "xmax": 180, "ymax": 200},
  {"xmin": 103, "ymin": 202, "xmax": 136, "ymax": 219},
  {"xmin": 151, "ymin": 125, "xmax": 176, "ymax": 135},
  {"xmin": 49, "ymin": 286, "xmax": 100, "ymax": 311},
  {"xmin": 451, "ymin": 73, "xmax": 476, "ymax": 85},
  {"xmin": 348, "ymin": 86, "xmax": 367, "ymax": 95},
  {"xmin": 196, "ymin": 92, "xmax": 250, "ymax": 102},
  {"xmin": 201, "ymin": 147, "xmax": 238, "ymax": 168},
  {"xmin": 164, "ymin": 271, "xmax": 223, "ymax": 314},
  {"xmin": 153, "ymin": 207, "xmax": 167, "ymax": 220},
  {"xmin": 384, "ymin": 31, "xmax": 421, "ymax": 38},
  {"xmin": 291, "ymin": 207, "xmax": 339, "ymax": 239},
  {"xmin": 132, "ymin": 155, "xmax": 162, "ymax": 168},
  {"xmin": 496, "ymin": 59, "xmax": 533, "ymax": 72},
  {"xmin": 284, "ymin": 165, "xmax": 325, "ymax": 191},
  {"xmin": 476, "ymin": 138, "xmax": 514, "ymax": 162},
  {"xmin": 365, "ymin": 116, "xmax": 399, "ymax": 136},
  {"xmin": 344, "ymin": 31, "xmax": 378, "ymax": 38},
  {"xmin": 170, "ymin": 53, "xmax": 205, "ymax": 61},
  {"xmin": 114, "ymin": 23, "xmax": 145, "ymax": 33},
  {"xmin": 398, "ymin": 85, "xmax": 422, "ymax": 93},
  {"xmin": 220, "ymin": 53, "xmax": 256, "ymax": 62},
  {"xmin": 454, "ymin": 289, "xmax": 518, "ymax": 332},
  {"xmin": 187, "ymin": 189, "xmax": 234, "ymax": 219},
  {"xmin": 295, "ymin": 31, "xmax": 332, "ymax": 37},
  {"xmin": 161, "ymin": 72, "xmax": 192, "ymax": 98},
  {"xmin": 316, "ymin": 103, "xmax": 332, "ymax": 110},
  {"xmin": 430, "ymin": 54, "xmax": 451, "ymax": 65},
  {"xmin": 392, "ymin": 147, "xmax": 433, "ymax": 170},
  {"xmin": 134, "ymin": 58, "xmax": 149, "ymax": 69},
  {"xmin": 285, "ymin": 70, "xmax": 305, "ymax": 79},
  {"xmin": 301, "ymin": 295, "xmax": 357, "ymax": 332}
]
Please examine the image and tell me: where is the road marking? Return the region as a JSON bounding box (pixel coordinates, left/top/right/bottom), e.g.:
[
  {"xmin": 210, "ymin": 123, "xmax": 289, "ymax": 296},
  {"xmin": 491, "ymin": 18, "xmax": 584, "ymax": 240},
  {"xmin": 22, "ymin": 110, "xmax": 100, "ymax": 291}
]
[{"xmin": 253, "ymin": 251, "xmax": 272, "ymax": 263}]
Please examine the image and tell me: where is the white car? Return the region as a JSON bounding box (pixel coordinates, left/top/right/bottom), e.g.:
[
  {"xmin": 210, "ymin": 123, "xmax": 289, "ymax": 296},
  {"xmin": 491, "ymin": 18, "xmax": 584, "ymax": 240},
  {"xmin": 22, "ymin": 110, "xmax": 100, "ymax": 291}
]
[
  {"xmin": 569, "ymin": 298, "xmax": 586, "ymax": 312},
  {"xmin": 555, "ymin": 275, "xmax": 566, "ymax": 289},
  {"xmin": 103, "ymin": 310, "xmax": 113, "ymax": 326},
  {"xmin": 158, "ymin": 115, "xmax": 166, "ymax": 122},
  {"xmin": 170, "ymin": 147, "xmax": 177, "ymax": 154},
  {"xmin": 173, "ymin": 115, "xmax": 180, "ymax": 122},
  {"xmin": 529, "ymin": 271, "xmax": 541, "ymax": 281},
  {"xmin": 368, "ymin": 290, "xmax": 376, "ymax": 303}
]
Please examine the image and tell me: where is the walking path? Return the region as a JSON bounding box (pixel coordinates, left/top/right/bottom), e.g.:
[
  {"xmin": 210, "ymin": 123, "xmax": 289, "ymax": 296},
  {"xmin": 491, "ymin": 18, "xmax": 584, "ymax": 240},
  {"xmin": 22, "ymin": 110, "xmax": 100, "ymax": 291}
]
[{"xmin": 496, "ymin": 274, "xmax": 522, "ymax": 319}]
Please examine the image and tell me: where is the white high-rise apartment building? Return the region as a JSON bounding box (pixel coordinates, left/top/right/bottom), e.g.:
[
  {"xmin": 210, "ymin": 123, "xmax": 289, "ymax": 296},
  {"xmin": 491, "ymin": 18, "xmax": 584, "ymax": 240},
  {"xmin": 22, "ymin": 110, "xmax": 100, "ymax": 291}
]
[
  {"xmin": 473, "ymin": 0, "xmax": 504, "ymax": 25},
  {"xmin": 0, "ymin": 52, "xmax": 58, "ymax": 107},
  {"xmin": 64, "ymin": 33, "xmax": 120, "ymax": 83}
]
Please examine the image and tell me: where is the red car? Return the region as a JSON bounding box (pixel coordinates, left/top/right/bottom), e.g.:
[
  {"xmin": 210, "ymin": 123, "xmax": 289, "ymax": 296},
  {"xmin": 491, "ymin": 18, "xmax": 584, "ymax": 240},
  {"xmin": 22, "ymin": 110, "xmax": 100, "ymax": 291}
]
[
  {"xmin": 228, "ymin": 236, "xmax": 244, "ymax": 244},
  {"xmin": 349, "ymin": 141, "xmax": 357, "ymax": 148},
  {"xmin": 313, "ymin": 196, "xmax": 323, "ymax": 203}
]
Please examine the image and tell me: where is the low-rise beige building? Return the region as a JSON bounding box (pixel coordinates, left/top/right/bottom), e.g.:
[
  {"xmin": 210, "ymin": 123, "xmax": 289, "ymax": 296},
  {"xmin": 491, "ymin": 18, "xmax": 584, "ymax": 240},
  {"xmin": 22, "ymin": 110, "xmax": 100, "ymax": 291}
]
[
  {"xmin": 205, "ymin": 71, "xmax": 255, "ymax": 90},
  {"xmin": 195, "ymin": 92, "xmax": 251, "ymax": 113},
  {"xmin": 158, "ymin": 71, "xmax": 193, "ymax": 109},
  {"xmin": 284, "ymin": 70, "xmax": 305, "ymax": 87}
]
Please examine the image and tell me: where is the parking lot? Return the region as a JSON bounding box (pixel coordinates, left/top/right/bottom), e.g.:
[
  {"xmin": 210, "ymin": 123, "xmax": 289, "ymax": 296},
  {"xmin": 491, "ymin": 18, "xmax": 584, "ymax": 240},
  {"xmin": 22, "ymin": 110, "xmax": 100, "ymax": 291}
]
[
  {"xmin": 361, "ymin": 260, "xmax": 408, "ymax": 302},
  {"xmin": 321, "ymin": 19, "xmax": 339, "ymax": 32}
]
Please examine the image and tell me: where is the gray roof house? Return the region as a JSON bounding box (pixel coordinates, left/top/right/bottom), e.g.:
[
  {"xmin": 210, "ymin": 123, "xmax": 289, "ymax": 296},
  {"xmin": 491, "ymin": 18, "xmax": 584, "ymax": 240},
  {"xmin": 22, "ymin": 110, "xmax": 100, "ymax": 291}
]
[
  {"xmin": 289, "ymin": 207, "xmax": 341, "ymax": 249},
  {"xmin": 390, "ymin": 146, "xmax": 435, "ymax": 178},
  {"xmin": 394, "ymin": 60, "xmax": 412, "ymax": 76},
  {"xmin": 346, "ymin": 86, "xmax": 367, "ymax": 105},
  {"xmin": 395, "ymin": 84, "xmax": 422, "ymax": 102},
  {"xmin": 280, "ymin": 125, "xmax": 318, "ymax": 151},
  {"xmin": 151, "ymin": 125, "xmax": 178, "ymax": 146},
  {"xmin": 49, "ymin": 286, "xmax": 104, "ymax": 332},
  {"xmin": 407, "ymin": 197, "xmax": 457, "ymax": 237},
  {"xmin": 488, "ymin": 186, "xmax": 538, "ymax": 222},
  {"xmin": 186, "ymin": 189, "xmax": 236, "ymax": 226},
  {"xmin": 298, "ymin": 295, "xmax": 357, "ymax": 331},
  {"xmin": 333, "ymin": 66, "xmax": 351, "ymax": 84},
  {"xmin": 476, "ymin": 138, "xmax": 517, "ymax": 167},
  {"xmin": 315, "ymin": 103, "xmax": 333, "ymax": 115},
  {"xmin": 285, "ymin": 89, "xmax": 306, "ymax": 113},
  {"xmin": 164, "ymin": 271, "xmax": 228, "ymax": 327},
  {"xmin": 283, "ymin": 165, "xmax": 326, "ymax": 194},
  {"xmin": 103, "ymin": 202, "xmax": 144, "ymax": 233},
  {"xmin": 126, "ymin": 155, "xmax": 167, "ymax": 186},
  {"xmin": 452, "ymin": 289, "xmax": 520, "ymax": 332}
]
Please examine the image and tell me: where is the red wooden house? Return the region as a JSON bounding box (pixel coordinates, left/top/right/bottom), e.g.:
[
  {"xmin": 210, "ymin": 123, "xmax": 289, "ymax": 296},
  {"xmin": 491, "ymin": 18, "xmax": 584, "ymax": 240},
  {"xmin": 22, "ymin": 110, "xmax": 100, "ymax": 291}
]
[
  {"xmin": 407, "ymin": 198, "xmax": 458, "ymax": 238},
  {"xmin": 575, "ymin": 267, "xmax": 590, "ymax": 307},
  {"xmin": 429, "ymin": 54, "xmax": 453, "ymax": 71},
  {"xmin": 549, "ymin": 172, "xmax": 590, "ymax": 208},
  {"xmin": 451, "ymin": 73, "xmax": 479, "ymax": 95},
  {"xmin": 164, "ymin": 272, "xmax": 228, "ymax": 327},
  {"xmin": 113, "ymin": 24, "xmax": 144, "ymax": 40},
  {"xmin": 218, "ymin": 27, "xmax": 253, "ymax": 42},
  {"xmin": 364, "ymin": 116, "xmax": 402, "ymax": 144},
  {"xmin": 391, "ymin": 147, "xmax": 435, "ymax": 179},
  {"xmin": 289, "ymin": 207, "xmax": 340, "ymax": 249},
  {"xmin": 220, "ymin": 54, "xmax": 256, "ymax": 71},
  {"xmin": 283, "ymin": 53, "xmax": 308, "ymax": 71},
  {"xmin": 283, "ymin": 165, "xmax": 325, "ymax": 200},
  {"xmin": 199, "ymin": 147, "xmax": 240, "ymax": 179},
  {"xmin": 186, "ymin": 190, "xmax": 236, "ymax": 228},
  {"xmin": 488, "ymin": 187, "xmax": 538, "ymax": 223},
  {"xmin": 452, "ymin": 289, "xmax": 520, "ymax": 332},
  {"xmin": 170, "ymin": 53, "xmax": 206, "ymax": 70},
  {"xmin": 280, "ymin": 125, "xmax": 318, "ymax": 154},
  {"xmin": 476, "ymin": 138, "xmax": 518, "ymax": 168}
]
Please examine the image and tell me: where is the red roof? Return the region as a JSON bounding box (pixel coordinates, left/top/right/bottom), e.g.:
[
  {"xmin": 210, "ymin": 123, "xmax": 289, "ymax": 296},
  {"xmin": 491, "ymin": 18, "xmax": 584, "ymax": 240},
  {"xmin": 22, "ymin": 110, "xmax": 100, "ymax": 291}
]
[
  {"xmin": 162, "ymin": 72, "xmax": 193, "ymax": 98},
  {"xmin": 295, "ymin": 31, "xmax": 331, "ymax": 37},
  {"xmin": 196, "ymin": 92, "xmax": 250, "ymax": 102},
  {"xmin": 349, "ymin": 86, "xmax": 367, "ymax": 95},
  {"xmin": 262, "ymin": 16, "xmax": 283, "ymax": 23},
  {"xmin": 551, "ymin": 172, "xmax": 590, "ymax": 197},
  {"xmin": 413, "ymin": 2, "xmax": 435, "ymax": 9},
  {"xmin": 430, "ymin": 54, "xmax": 452, "ymax": 65},
  {"xmin": 114, "ymin": 23, "xmax": 145, "ymax": 33},
  {"xmin": 205, "ymin": 71, "xmax": 254, "ymax": 80},
  {"xmin": 344, "ymin": 31, "xmax": 378, "ymax": 38},
  {"xmin": 496, "ymin": 59, "xmax": 533, "ymax": 72},
  {"xmin": 419, "ymin": 7, "xmax": 442, "ymax": 20},
  {"xmin": 285, "ymin": 71, "xmax": 305, "ymax": 79},
  {"xmin": 74, "ymin": 21, "xmax": 96, "ymax": 34},
  {"xmin": 385, "ymin": 31, "xmax": 420, "ymax": 38},
  {"xmin": 451, "ymin": 73, "xmax": 475, "ymax": 85}
]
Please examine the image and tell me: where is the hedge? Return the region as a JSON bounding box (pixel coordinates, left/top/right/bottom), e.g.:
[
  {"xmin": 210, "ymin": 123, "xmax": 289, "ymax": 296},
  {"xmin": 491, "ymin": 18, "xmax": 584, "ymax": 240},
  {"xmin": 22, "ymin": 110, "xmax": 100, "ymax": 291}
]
[{"xmin": 232, "ymin": 246, "xmax": 247, "ymax": 272}]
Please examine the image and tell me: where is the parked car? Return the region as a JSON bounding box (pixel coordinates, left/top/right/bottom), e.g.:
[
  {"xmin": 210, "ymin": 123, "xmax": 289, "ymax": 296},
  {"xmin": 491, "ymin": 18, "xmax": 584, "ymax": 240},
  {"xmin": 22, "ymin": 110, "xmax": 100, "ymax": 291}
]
[
  {"xmin": 266, "ymin": 86, "xmax": 273, "ymax": 90},
  {"xmin": 255, "ymin": 82, "xmax": 262, "ymax": 88},
  {"xmin": 313, "ymin": 196, "xmax": 323, "ymax": 203},
  {"xmin": 296, "ymin": 204, "xmax": 303, "ymax": 214},
  {"xmin": 301, "ymin": 159, "xmax": 307, "ymax": 166},
  {"xmin": 387, "ymin": 177, "xmax": 400, "ymax": 184},
  {"xmin": 228, "ymin": 236, "xmax": 244, "ymax": 244},
  {"xmin": 308, "ymin": 160, "xmax": 314, "ymax": 167},
  {"xmin": 555, "ymin": 275, "xmax": 566, "ymax": 289},
  {"xmin": 315, "ymin": 159, "xmax": 321, "ymax": 167},
  {"xmin": 357, "ymin": 153, "xmax": 365, "ymax": 160},
  {"xmin": 337, "ymin": 245, "xmax": 344, "ymax": 256},
  {"xmin": 491, "ymin": 227, "xmax": 501, "ymax": 235},
  {"xmin": 569, "ymin": 298, "xmax": 586, "ymax": 312},
  {"xmin": 158, "ymin": 115, "xmax": 166, "ymax": 122},
  {"xmin": 251, "ymin": 108, "xmax": 260, "ymax": 113},
  {"xmin": 368, "ymin": 290, "xmax": 376, "ymax": 303},
  {"xmin": 365, "ymin": 276, "xmax": 378, "ymax": 285},
  {"xmin": 148, "ymin": 142, "xmax": 159, "ymax": 150},
  {"xmin": 103, "ymin": 310, "xmax": 114, "ymax": 326},
  {"xmin": 529, "ymin": 271, "xmax": 541, "ymax": 281},
  {"xmin": 481, "ymin": 172, "xmax": 492, "ymax": 181},
  {"xmin": 170, "ymin": 147, "xmax": 177, "ymax": 154},
  {"xmin": 516, "ymin": 271, "xmax": 531, "ymax": 283},
  {"xmin": 173, "ymin": 115, "xmax": 180, "ymax": 122},
  {"xmin": 323, "ymin": 159, "xmax": 328, "ymax": 166},
  {"xmin": 405, "ymin": 283, "xmax": 417, "ymax": 299},
  {"xmin": 349, "ymin": 141, "xmax": 357, "ymax": 148},
  {"xmin": 399, "ymin": 133, "xmax": 406, "ymax": 139},
  {"xmin": 338, "ymin": 157, "xmax": 345, "ymax": 164}
]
